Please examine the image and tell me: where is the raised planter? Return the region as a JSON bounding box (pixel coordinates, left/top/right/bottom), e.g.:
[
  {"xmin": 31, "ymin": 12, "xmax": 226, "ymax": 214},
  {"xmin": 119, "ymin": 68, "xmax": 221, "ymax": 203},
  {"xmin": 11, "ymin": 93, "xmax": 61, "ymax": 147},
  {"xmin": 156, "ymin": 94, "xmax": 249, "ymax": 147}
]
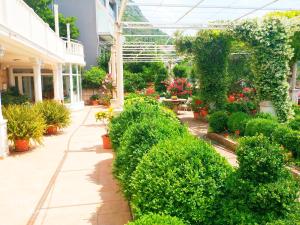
[
  {"xmin": 206, "ymin": 133, "xmax": 238, "ymax": 152},
  {"xmin": 259, "ymin": 101, "xmax": 276, "ymax": 116}
]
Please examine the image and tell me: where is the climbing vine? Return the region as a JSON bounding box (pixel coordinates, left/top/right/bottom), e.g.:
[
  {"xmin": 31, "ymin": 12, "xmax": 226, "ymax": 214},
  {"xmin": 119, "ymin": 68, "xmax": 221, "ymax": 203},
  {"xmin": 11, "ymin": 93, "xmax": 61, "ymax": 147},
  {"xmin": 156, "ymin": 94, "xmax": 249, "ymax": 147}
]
[
  {"xmin": 176, "ymin": 30, "xmax": 231, "ymax": 110},
  {"xmin": 234, "ymin": 18, "xmax": 294, "ymax": 121}
]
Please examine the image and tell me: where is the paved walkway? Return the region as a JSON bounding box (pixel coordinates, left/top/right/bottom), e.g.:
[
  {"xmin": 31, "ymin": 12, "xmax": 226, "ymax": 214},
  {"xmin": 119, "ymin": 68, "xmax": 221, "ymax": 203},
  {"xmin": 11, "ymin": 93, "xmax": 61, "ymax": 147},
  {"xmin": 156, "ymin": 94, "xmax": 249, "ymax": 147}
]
[
  {"xmin": 178, "ymin": 111, "xmax": 238, "ymax": 167},
  {"xmin": 0, "ymin": 106, "xmax": 131, "ymax": 225}
]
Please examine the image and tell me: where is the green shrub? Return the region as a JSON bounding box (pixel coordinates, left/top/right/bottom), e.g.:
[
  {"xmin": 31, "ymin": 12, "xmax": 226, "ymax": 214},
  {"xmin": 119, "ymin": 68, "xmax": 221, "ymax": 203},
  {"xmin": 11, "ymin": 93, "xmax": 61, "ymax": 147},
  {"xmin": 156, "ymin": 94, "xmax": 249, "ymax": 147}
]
[
  {"xmin": 216, "ymin": 135, "xmax": 300, "ymax": 224},
  {"xmin": 126, "ymin": 214, "xmax": 185, "ymax": 225},
  {"xmin": 82, "ymin": 67, "xmax": 106, "ymax": 88},
  {"xmin": 208, "ymin": 111, "xmax": 228, "ymax": 133},
  {"xmin": 109, "ymin": 97, "xmax": 176, "ymax": 150},
  {"xmin": 273, "ymin": 125, "xmax": 300, "ymax": 157},
  {"xmin": 255, "ymin": 112, "xmax": 278, "ymax": 121},
  {"xmin": 114, "ymin": 116, "xmax": 187, "ymax": 199},
  {"xmin": 245, "ymin": 118, "xmax": 279, "ymax": 137},
  {"xmin": 237, "ymin": 135, "xmax": 285, "ymax": 183},
  {"xmin": 292, "ymin": 104, "xmax": 300, "ymax": 116},
  {"xmin": 1, "ymin": 87, "xmax": 30, "ymax": 106},
  {"xmin": 3, "ymin": 104, "xmax": 46, "ymax": 144},
  {"xmin": 288, "ymin": 116, "xmax": 300, "ymax": 131},
  {"xmin": 227, "ymin": 112, "xmax": 251, "ymax": 135},
  {"xmin": 35, "ymin": 100, "xmax": 71, "ymax": 128},
  {"xmin": 130, "ymin": 135, "xmax": 233, "ymax": 224}
]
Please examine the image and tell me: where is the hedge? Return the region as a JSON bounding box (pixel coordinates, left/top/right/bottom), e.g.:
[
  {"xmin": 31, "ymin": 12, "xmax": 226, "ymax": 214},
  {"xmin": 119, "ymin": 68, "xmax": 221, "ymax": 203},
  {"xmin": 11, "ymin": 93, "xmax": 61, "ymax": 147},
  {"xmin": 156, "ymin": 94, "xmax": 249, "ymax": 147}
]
[
  {"xmin": 114, "ymin": 116, "xmax": 187, "ymax": 199},
  {"xmin": 227, "ymin": 112, "xmax": 251, "ymax": 135},
  {"xmin": 109, "ymin": 96, "xmax": 177, "ymax": 150},
  {"xmin": 130, "ymin": 135, "xmax": 233, "ymax": 224},
  {"xmin": 208, "ymin": 111, "xmax": 228, "ymax": 133},
  {"xmin": 216, "ymin": 135, "xmax": 300, "ymax": 225},
  {"xmin": 126, "ymin": 214, "xmax": 185, "ymax": 225},
  {"xmin": 245, "ymin": 118, "xmax": 279, "ymax": 137}
]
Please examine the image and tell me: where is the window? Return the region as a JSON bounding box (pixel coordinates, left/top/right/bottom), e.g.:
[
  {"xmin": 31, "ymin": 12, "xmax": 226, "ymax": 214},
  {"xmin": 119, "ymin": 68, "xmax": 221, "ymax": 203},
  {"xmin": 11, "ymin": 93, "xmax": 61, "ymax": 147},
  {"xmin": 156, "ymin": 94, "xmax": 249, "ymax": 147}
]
[{"xmin": 63, "ymin": 76, "xmax": 71, "ymax": 103}]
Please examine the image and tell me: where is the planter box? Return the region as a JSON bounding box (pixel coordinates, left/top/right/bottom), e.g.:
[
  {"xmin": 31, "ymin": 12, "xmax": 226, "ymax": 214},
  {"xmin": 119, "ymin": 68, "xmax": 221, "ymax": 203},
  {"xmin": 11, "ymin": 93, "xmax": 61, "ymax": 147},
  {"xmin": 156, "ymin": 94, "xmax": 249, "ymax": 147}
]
[
  {"xmin": 206, "ymin": 132, "xmax": 238, "ymax": 152},
  {"xmin": 259, "ymin": 101, "xmax": 276, "ymax": 116}
]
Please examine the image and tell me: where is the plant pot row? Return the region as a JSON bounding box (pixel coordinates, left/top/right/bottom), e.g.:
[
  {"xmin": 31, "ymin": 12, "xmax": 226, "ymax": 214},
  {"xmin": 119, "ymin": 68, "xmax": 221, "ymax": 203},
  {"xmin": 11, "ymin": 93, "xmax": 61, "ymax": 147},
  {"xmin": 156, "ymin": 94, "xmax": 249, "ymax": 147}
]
[
  {"xmin": 193, "ymin": 110, "xmax": 208, "ymax": 120},
  {"xmin": 14, "ymin": 125, "xmax": 60, "ymax": 152}
]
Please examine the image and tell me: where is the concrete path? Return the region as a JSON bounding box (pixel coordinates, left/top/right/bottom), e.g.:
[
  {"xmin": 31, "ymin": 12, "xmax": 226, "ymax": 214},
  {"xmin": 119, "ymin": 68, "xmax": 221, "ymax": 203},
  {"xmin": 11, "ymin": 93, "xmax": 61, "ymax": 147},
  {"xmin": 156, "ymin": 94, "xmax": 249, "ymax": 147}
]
[
  {"xmin": 0, "ymin": 106, "xmax": 131, "ymax": 225},
  {"xmin": 178, "ymin": 111, "xmax": 238, "ymax": 167}
]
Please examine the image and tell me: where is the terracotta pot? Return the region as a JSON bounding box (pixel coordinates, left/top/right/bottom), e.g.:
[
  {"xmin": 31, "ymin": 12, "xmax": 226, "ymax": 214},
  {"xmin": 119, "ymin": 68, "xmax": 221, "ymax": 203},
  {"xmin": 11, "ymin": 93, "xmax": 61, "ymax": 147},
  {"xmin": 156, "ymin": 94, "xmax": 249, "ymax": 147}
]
[
  {"xmin": 224, "ymin": 133, "xmax": 229, "ymax": 138},
  {"xmin": 102, "ymin": 134, "xmax": 112, "ymax": 149},
  {"xmin": 47, "ymin": 125, "xmax": 58, "ymax": 135},
  {"xmin": 193, "ymin": 112, "xmax": 200, "ymax": 119},
  {"xmin": 228, "ymin": 95, "xmax": 235, "ymax": 103},
  {"xmin": 15, "ymin": 139, "xmax": 29, "ymax": 152},
  {"xmin": 235, "ymin": 130, "xmax": 240, "ymax": 136},
  {"xmin": 91, "ymin": 100, "xmax": 99, "ymax": 106},
  {"xmin": 200, "ymin": 109, "xmax": 208, "ymax": 118}
]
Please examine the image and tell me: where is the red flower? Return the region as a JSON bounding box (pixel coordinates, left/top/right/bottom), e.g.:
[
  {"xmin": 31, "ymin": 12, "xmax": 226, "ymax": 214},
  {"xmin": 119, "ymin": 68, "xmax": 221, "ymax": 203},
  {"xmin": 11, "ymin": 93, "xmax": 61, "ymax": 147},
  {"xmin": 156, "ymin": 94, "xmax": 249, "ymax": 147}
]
[
  {"xmin": 195, "ymin": 100, "xmax": 202, "ymax": 105},
  {"xmin": 243, "ymin": 87, "xmax": 251, "ymax": 93}
]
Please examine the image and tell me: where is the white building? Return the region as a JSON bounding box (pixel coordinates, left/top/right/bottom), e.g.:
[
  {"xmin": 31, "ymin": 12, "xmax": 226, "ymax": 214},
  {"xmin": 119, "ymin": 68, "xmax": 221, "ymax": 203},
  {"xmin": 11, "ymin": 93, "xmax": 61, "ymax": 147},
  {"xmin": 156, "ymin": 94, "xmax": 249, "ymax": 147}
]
[{"xmin": 0, "ymin": 0, "xmax": 86, "ymax": 157}]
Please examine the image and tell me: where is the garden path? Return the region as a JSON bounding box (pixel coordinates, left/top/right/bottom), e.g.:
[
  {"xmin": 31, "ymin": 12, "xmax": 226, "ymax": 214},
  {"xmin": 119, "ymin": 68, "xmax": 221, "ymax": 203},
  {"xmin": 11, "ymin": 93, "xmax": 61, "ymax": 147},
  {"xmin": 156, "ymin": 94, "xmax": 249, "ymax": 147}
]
[
  {"xmin": 0, "ymin": 106, "xmax": 131, "ymax": 225},
  {"xmin": 178, "ymin": 111, "xmax": 238, "ymax": 167}
]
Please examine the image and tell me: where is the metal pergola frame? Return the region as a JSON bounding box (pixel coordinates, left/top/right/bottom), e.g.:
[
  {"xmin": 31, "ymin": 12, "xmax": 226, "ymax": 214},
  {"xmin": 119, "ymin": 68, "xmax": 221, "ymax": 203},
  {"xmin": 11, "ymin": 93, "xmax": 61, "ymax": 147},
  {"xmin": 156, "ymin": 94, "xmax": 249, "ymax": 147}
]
[
  {"xmin": 110, "ymin": 0, "xmax": 300, "ymax": 106},
  {"xmin": 120, "ymin": 0, "xmax": 300, "ymax": 63}
]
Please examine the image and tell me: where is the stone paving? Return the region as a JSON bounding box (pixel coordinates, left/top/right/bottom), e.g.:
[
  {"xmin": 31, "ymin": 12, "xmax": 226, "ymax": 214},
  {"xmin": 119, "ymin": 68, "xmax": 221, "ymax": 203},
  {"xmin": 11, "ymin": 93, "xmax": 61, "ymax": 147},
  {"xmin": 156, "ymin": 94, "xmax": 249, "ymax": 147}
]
[
  {"xmin": 0, "ymin": 106, "xmax": 131, "ymax": 225},
  {"xmin": 178, "ymin": 111, "xmax": 238, "ymax": 167}
]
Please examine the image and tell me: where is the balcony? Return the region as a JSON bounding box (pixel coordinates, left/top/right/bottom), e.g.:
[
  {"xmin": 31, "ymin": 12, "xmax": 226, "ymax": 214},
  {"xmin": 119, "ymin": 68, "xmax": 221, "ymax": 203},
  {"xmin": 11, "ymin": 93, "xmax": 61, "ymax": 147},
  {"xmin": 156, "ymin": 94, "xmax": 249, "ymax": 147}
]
[{"xmin": 0, "ymin": 0, "xmax": 85, "ymax": 65}]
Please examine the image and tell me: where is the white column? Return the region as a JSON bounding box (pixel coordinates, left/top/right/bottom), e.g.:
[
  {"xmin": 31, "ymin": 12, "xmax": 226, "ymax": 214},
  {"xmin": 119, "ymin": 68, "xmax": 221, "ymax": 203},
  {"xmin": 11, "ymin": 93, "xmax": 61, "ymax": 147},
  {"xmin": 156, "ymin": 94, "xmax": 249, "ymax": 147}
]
[
  {"xmin": 69, "ymin": 64, "xmax": 74, "ymax": 103},
  {"xmin": 0, "ymin": 85, "xmax": 9, "ymax": 158},
  {"xmin": 52, "ymin": 63, "xmax": 63, "ymax": 101},
  {"xmin": 8, "ymin": 67, "xmax": 15, "ymax": 87},
  {"xmin": 33, "ymin": 60, "xmax": 43, "ymax": 102},
  {"xmin": 116, "ymin": 25, "xmax": 124, "ymax": 106},
  {"xmin": 111, "ymin": 46, "xmax": 117, "ymax": 99},
  {"xmin": 54, "ymin": 4, "xmax": 60, "ymax": 37}
]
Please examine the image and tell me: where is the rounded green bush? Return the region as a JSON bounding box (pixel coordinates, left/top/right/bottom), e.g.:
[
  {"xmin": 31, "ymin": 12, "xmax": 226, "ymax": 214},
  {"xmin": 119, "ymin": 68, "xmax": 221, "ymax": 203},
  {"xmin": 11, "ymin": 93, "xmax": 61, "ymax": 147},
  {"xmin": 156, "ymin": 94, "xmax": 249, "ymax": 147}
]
[
  {"xmin": 237, "ymin": 135, "xmax": 285, "ymax": 183},
  {"xmin": 208, "ymin": 111, "xmax": 228, "ymax": 133},
  {"xmin": 114, "ymin": 116, "xmax": 187, "ymax": 199},
  {"xmin": 216, "ymin": 135, "xmax": 300, "ymax": 225},
  {"xmin": 245, "ymin": 118, "xmax": 279, "ymax": 137},
  {"xmin": 126, "ymin": 214, "xmax": 185, "ymax": 225},
  {"xmin": 130, "ymin": 135, "xmax": 233, "ymax": 224},
  {"xmin": 109, "ymin": 98, "xmax": 177, "ymax": 150},
  {"xmin": 255, "ymin": 112, "xmax": 278, "ymax": 121},
  {"xmin": 273, "ymin": 125, "xmax": 300, "ymax": 157},
  {"xmin": 227, "ymin": 112, "xmax": 251, "ymax": 135},
  {"xmin": 288, "ymin": 116, "xmax": 300, "ymax": 131}
]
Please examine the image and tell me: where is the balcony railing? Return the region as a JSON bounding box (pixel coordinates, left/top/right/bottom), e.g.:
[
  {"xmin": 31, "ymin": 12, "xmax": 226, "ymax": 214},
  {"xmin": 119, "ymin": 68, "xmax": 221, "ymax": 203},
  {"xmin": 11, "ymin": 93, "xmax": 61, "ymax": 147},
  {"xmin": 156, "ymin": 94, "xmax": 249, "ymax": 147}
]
[{"xmin": 0, "ymin": 0, "xmax": 85, "ymax": 64}]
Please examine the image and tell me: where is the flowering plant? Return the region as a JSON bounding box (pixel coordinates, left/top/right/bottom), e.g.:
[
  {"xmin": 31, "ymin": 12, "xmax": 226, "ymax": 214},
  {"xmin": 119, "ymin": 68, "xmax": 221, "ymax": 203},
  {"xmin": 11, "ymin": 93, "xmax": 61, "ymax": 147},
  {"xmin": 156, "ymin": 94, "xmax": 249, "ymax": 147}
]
[
  {"xmin": 95, "ymin": 107, "xmax": 114, "ymax": 133},
  {"xmin": 190, "ymin": 96, "xmax": 207, "ymax": 112},
  {"xmin": 102, "ymin": 74, "xmax": 115, "ymax": 96},
  {"xmin": 167, "ymin": 78, "xmax": 192, "ymax": 98}
]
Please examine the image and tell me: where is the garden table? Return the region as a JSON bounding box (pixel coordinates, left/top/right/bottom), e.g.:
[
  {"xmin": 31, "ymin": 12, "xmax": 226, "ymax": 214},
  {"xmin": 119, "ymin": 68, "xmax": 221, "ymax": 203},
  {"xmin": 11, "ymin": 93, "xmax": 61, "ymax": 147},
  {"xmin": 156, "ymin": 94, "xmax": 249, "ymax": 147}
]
[{"xmin": 162, "ymin": 98, "xmax": 187, "ymax": 114}]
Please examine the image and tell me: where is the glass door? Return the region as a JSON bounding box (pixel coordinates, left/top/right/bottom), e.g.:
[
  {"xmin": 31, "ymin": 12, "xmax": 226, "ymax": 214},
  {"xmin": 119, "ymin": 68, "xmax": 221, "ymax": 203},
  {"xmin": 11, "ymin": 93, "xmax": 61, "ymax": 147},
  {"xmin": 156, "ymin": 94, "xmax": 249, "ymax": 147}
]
[{"xmin": 22, "ymin": 76, "xmax": 35, "ymax": 102}]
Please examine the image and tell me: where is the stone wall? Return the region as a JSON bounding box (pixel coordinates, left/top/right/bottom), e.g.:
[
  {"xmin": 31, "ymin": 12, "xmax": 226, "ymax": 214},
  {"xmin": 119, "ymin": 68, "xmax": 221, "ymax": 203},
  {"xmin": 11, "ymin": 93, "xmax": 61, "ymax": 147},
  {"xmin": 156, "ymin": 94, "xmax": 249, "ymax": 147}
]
[{"xmin": 82, "ymin": 88, "xmax": 99, "ymax": 104}]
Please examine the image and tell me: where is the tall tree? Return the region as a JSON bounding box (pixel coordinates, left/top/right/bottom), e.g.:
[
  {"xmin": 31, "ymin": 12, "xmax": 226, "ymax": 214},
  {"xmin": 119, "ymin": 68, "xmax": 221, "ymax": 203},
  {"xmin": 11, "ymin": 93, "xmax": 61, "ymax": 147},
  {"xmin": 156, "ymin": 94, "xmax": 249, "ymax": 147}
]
[{"xmin": 24, "ymin": 0, "xmax": 79, "ymax": 39}]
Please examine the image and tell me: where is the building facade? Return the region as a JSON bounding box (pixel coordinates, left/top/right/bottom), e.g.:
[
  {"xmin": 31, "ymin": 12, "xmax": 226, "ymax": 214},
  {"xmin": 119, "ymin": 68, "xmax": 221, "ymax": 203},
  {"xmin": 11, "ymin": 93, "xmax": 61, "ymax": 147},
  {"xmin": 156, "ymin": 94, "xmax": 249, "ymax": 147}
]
[
  {"xmin": 57, "ymin": 0, "xmax": 117, "ymax": 68},
  {"xmin": 0, "ymin": 0, "xmax": 86, "ymax": 157}
]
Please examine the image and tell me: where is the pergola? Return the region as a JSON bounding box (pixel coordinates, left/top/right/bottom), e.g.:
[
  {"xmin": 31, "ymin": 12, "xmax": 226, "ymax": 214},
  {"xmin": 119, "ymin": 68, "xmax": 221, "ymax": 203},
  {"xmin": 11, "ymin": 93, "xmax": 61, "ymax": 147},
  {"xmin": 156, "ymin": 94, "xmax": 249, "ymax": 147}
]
[{"xmin": 111, "ymin": 0, "xmax": 300, "ymax": 105}]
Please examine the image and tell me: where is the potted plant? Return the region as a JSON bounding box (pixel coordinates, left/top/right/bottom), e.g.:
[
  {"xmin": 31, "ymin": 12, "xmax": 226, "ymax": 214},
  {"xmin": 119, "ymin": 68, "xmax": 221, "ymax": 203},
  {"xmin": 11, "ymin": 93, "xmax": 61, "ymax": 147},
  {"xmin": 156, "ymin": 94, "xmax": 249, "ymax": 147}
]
[
  {"xmin": 35, "ymin": 100, "xmax": 71, "ymax": 135},
  {"xmin": 95, "ymin": 107, "xmax": 114, "ymax": 149},
  {"xmin": 190, "ymin": 97, "xmax": 204, "ymax": 119},
  {"xmin": 90, "ymin": 94, "xmax": 100, "ymax": 106},
  {"xmin": 3, "ymin": 104, "xmax": 46, "ymax": 152},
  {"xmin": 100, "ymin": 93, "xmax": 112, "ymax": 107}
]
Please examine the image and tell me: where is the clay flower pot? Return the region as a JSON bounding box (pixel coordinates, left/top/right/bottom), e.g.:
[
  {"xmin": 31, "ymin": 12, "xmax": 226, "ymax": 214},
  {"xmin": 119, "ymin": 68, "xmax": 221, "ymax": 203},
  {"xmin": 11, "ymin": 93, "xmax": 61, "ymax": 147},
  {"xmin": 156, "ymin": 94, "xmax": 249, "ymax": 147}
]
[
  {"xmin": 228, "ymin": 95, "xmax": 235, "ymax": 103},
  {"xmin": 193, "ymin": 112, "xmax": 200, "ymax": 119},
  {"xmin": 47, "ymin": 125, "xmax": 58, "ymax": 135},
  {"xmin": 200, "ymin": 109, "xmax": 208, "ymax": 118},
  {"xmin": 91, "ymin": 100, "xmax": 99, "ymax": 106},
  {"xmin": 15, "ymin": 139, "xmax": 29, "ymax": 152},
  {"xmin": 235, "ymin": 130, "xmax": 240, "ymax": 136},
  {"xmin": 102, "ymin": 134, "xmax": 112, "ymax": 149}
]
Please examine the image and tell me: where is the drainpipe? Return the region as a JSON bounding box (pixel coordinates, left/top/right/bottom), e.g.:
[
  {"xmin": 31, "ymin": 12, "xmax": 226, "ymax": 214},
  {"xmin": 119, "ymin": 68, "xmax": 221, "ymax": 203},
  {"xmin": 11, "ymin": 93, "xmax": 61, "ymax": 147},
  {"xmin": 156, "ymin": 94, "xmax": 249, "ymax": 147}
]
[{"xmin": 54, "ymin": 4, "xmax": 60, "ymax": 37}]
